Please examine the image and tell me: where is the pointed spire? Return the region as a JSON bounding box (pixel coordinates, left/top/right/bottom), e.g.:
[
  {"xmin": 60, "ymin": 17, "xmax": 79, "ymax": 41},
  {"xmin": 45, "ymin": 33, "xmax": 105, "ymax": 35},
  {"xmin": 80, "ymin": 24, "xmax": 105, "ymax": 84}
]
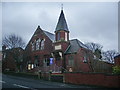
[
  {"xmin": 38, "ymin": 25, "xmax": 40, "ymax": 28},
  {"xmin": 61, "ymin": 4, "xmax": 63, "ymax": 10},
  {"xmin": 55, "ymin": 7, "xmax": 69, "ymax": 32}
]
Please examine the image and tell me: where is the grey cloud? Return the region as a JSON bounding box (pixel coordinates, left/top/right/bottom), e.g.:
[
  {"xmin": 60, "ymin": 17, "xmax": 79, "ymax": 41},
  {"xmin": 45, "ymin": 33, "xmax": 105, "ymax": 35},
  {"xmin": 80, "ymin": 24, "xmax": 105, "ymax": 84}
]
[{"xmin": 2, "ymin": 2, "xmax": 118, "ymax": 52}]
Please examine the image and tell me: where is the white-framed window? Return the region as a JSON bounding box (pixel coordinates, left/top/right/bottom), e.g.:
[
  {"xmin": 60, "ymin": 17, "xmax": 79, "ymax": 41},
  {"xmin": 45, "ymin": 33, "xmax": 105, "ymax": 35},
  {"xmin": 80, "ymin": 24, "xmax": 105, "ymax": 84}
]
[
  {"xmin": 41, "ymin": 39, "xmax": 45, "ymax": 50},
  {"xmin": 65, "ymin": 32, "xmax": 67, "ymax": 41}
]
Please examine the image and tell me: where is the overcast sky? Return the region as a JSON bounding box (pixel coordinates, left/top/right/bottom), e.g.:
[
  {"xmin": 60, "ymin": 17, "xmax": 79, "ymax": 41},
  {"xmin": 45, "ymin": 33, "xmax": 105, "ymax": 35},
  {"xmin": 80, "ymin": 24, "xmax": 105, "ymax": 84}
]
[{"xmin": 1, "ymin": 2, "xmax": 118, "ymax": 52}]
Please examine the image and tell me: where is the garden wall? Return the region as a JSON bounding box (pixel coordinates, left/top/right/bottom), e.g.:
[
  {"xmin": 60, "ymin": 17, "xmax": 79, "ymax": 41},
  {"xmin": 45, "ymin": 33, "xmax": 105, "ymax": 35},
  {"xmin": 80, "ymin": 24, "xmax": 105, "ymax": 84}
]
[{"xmin": 64, "ymin": 72, "xmax": 120, "ymax": 88}]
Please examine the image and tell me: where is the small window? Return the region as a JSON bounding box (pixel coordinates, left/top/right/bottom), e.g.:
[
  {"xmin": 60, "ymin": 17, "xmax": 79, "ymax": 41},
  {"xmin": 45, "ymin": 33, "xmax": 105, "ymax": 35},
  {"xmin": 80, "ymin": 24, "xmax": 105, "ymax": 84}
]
[
  {"xmin": 65, "ymin": 32, "xmax": 67, "ymax": 41},
  {"xmin": 57, "ymin": 32, "xmax": 60, "ymax": 41},
  {"xmin": 83, "ymin": 54, "xmax": 88, "ymax": 63},
  {"xmin": 43, "ymin": 58, "xmax": 50, "ymax": 66},
  {"xmin": 41, "ymin": 39, "xmax": 45, "ymax": 50},
  {"xmin": 34, "ymin": 56, "xmax": 39, "ymax": 67},
  {"xmin": 3, "ymin": 53, "xmax": 6, "ymax": 59},
  {"xmin": 68, "ymin": 55, "xmax": 74, "ymax": 66},
  {"xmin": 31, "ymin": 42, "xmax": 34, "ymax": 51}
]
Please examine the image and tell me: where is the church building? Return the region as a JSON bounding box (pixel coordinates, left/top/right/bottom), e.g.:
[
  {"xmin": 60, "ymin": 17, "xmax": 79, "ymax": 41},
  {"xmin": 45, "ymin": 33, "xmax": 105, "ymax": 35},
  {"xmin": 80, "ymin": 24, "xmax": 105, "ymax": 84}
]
[{"xmin": 24, "ymin": 8, "xmax": 94, "ymax": 73}]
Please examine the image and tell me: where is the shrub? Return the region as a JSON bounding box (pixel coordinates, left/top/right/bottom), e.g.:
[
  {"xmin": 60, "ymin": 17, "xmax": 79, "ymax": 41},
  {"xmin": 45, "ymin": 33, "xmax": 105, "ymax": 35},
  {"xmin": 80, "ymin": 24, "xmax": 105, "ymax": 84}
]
[{"xmin": 112, "ymin": 66, "xmax": 120, "ymax": 75}]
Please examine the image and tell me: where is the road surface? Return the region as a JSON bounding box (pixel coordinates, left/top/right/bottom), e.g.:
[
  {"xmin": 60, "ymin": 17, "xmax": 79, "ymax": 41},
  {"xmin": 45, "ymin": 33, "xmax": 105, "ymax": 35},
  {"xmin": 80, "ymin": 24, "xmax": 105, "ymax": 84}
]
[{"xmin": 1, "ymin": 74, "xmax": 103, "ymax": 89}]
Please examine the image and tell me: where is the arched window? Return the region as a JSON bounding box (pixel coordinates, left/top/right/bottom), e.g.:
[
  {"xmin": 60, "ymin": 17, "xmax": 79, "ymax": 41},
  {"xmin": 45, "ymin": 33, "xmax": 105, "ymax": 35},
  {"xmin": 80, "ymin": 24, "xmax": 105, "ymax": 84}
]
[
  {"xmin": 31, "ymin": 42, "xmax": 34, "ymax": 51},
  {"xmin": 36, "ymin": 38, "xmax": 40, "ymax": 50},
  {"xmin": 41, "ymin": 39, "xmax": 45, "ymax": 50},
  {"xmin": 57, "ymin": 32, "xmax": 60, "ymax": 41}
]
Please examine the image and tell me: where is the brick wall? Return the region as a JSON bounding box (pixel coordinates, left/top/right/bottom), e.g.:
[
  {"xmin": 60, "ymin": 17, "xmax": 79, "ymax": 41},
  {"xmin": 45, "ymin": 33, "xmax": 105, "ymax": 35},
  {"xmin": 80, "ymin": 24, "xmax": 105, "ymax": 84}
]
[{"xmin": 64, "ymin": 72, "xmax": 120, "ymax": 88}]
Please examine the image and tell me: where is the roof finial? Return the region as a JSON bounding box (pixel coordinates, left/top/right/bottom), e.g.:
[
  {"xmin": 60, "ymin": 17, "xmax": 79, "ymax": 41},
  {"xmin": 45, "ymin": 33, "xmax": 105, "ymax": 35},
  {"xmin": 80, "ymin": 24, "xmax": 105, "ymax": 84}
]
[{"xmin": 61, "ymin": 3, "xmax": 63, "ymax": 10}]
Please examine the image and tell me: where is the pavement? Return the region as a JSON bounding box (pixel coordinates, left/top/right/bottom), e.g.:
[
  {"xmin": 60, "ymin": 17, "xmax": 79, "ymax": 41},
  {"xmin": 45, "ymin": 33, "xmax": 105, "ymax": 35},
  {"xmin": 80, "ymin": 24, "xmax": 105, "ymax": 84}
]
[{"xmin": 1, "ymin": 74, "xmax": 108, "ymax": 89}]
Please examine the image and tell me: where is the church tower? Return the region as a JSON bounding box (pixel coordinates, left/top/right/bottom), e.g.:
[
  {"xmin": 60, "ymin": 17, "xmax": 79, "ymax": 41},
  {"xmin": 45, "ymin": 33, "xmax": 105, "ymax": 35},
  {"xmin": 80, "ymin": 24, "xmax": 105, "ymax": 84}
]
[
  {"xmin": 52, "ymin": 7, "xmax": 70, "ymax": 71},
  {"xmin": 54, "ymin": 7, "xmax": 70, "ymax": 52},
  {"xmin": 55, "ymin": 9, "xmax": 69, "ymax": 42}
]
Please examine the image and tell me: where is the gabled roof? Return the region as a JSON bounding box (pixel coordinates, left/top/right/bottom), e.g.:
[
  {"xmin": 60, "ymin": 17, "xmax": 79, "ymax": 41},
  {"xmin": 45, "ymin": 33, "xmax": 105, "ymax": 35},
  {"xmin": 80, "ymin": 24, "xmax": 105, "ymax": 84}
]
[
  {"xmin": 43, "ymin": 30, "xmax": 55, "ymax": 42},
  {"xmin": 64, "ymin": 39, "xmax": 88, "ymax": 54},
  {"xmin": 55, "ymin": 10, "xmax": 69, "ymax": 32},
  {"xmin": 35, "ymin": 26, "xmax": 55, "ymax": 42},
  {"xmin": 25, "ymin": 26, "xmax": 55, "ymax": 50}
]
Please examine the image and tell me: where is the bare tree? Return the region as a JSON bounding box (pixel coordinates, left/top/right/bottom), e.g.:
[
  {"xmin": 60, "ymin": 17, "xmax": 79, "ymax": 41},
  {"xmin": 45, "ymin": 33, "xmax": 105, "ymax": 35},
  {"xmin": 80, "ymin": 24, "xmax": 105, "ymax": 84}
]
[
  {"xmin": 102, "ymin": 50, "xmax": 119, "ymax": 63},
  {"xmin": 85, "ymin": 42, "xmax": 103, "ymax": 53},
  {"xmin": 2, "ymin": 34, "xmax": 25, "ymax": 49}
]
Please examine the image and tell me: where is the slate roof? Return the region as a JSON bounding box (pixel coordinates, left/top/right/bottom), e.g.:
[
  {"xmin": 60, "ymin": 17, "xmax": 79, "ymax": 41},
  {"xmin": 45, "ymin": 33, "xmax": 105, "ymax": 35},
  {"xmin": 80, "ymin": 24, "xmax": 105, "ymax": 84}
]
[
  {"xmin": 43, "ymin": 30, "xmax": 55, "ymax": 42},
  {"xmin": 64, "ymin": 39, "xmax": 88, "ymax": 54},
  {"xmin": 55, "ymin": 10, "xmax": 69, "ymax": 32},
  {"xmin": 114, "ymin": 54, "xmax": 120, "ymax": 58}
]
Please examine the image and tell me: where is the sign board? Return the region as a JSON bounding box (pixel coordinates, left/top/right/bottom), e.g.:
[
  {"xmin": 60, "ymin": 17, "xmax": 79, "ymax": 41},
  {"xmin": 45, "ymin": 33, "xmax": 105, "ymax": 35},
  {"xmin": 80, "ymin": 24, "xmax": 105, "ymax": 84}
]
[{"xmin": 55, "ymin": 45, "xmax": 61, "ymax": 50}]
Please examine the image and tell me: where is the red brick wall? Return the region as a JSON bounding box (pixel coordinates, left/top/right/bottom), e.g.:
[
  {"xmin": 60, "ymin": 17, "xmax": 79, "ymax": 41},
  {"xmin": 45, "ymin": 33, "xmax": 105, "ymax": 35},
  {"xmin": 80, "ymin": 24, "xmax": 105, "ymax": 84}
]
[
  {"xmin": 64, "ymin": 72, "xmax": 120, "ymax": 88},
  {"xmin": 114, "ymin": 55, "xmax": 120, "ymax": 66},
  {"xmin": 24, "ymin": 28, "xmax": 54, "ymax": 72},
  {"xmin": 53, "ymin": 41, "xmax": 69, "ymax": 52},
  {"xmin": 65, "ymin": 48, "xmax": 92, "ymax": 72}
]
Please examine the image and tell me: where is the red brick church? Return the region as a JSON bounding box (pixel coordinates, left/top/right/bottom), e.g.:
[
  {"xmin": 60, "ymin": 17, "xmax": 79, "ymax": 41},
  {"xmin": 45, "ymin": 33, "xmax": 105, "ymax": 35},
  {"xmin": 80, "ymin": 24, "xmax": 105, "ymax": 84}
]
[{"xmin": 24, "ymin": 9, "xmax": 96, "ymax": 73}]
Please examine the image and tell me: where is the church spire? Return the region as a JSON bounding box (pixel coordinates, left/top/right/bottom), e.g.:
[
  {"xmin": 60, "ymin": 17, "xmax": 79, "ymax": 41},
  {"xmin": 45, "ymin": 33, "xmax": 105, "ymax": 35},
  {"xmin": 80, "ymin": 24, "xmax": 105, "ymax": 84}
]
[
  {"xmin": 61, "ymin": 4, "xmax": 63, "ymax": 10},
  {"xmin": 55, "ymin": 5, "xmax": 69, "ymax": 32}
]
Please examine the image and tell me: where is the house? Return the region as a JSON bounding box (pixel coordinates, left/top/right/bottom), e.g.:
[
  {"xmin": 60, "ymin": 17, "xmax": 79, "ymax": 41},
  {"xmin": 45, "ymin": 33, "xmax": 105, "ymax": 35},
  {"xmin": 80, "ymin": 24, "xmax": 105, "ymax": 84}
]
[
  {"xmin": 24, "ymin": 9, "xmax": 94, "ymax": 73},
  {"xmin": 2, "ymin": 46, "xmax": 24, "ymax": 72}
]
